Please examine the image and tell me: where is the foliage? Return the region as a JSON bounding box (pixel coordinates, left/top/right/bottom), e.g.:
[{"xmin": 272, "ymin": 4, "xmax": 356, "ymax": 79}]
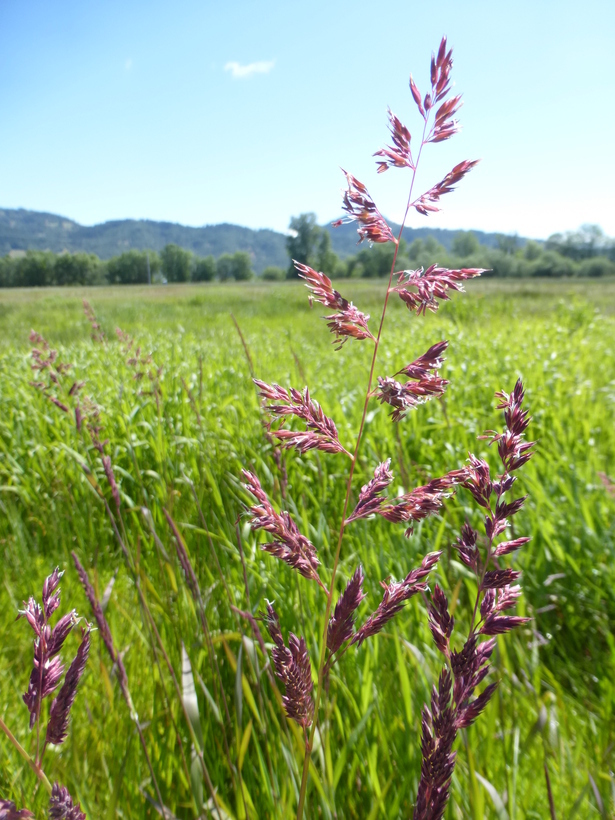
[
  {"xmin": 2, "ymin": 223, "xmax": 615, "ymax": 288},
  {"xmin": 546, "ymin": 224, "xmax": 615, "ymax": 261},
  {"xmin": 217, "ymin": 251, "xmax": 254, "ymax": 281},
  {"xmin": 451, "ymin": 231, "xmax": 481, "ymax": 257},
  {"xmin": 193, "ymin": 255, "xmax": 217, "ymax": 282},
  {"xmin": 161, "ymin": 243, "xmax": 193, "ymax": 283},
  {"xmin": 262, "ymin": 265, "xmax": 285, "ymax": 281},
  {"xmin": 106, "ymin": 249, "xmax": 160, "ymax": 285}
]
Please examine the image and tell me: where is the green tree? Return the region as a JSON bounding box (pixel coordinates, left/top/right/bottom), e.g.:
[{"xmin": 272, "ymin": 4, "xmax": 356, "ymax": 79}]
[
  {"xmin": 54, "ymin": 252, "xmax": 101, "ymax": 286},
  {"xmin": 579, "ymin": 256, "xmax": 615, "ymax": 277},
  {"xmin": 0, "ymin": 255, "xmax": 17, "ymax": 287},
  {"xmin": 216, "ymin": 252, "xmax": 254, "ymax": 281},
  {"xmin": 107, "ymin": 250, "xmax": 160, "ymax": 285},
  {"xmin": 529, "ymin": 251, "xmax": 576, "ymax": 277},
  {"xmin": 193, "ymin": 256, "xmax": 216, "ymax": 282},
  {"xmin": 353, "ymin": 240, "xmax": 407, "ymax": 278},
  {"xmin": 262, "ymin": 265, "xmax": 285, "ymax": 281},
  {"xmin": 161, "ymin": 244, "xmax": 192, "ymax": 283},
  {"xmin": 15, "ymin": 251, "xmax": 55, "ymax": 287},
  {"xmin": 286, "ymin": 213, "xmax": 322, "ymax": 278},
  {"xmin": 495, "ymin": 233, "xmax": 518, "ymax": 255},
  {"xmin": 232, "ymin": 251, "xmax": 253, "ymax": 281},
  {"xmin": 452, "ymin": 231, "xmax": 480, "ymax": 257},
  {"xmin": 315, "ymin": 231, "xmax": 340, "ymax": 276},
  {"xmin": 524, "ymin": 240, "xmax": 542, "ymax": 261},
  {"xmin": 216, "ymin": 254, "xmax": 234, "ymax": 281}
]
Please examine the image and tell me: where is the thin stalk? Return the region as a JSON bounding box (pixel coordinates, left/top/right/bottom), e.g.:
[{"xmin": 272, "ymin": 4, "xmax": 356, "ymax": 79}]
[
  {"xmin": 0, "ymin": 715, "xmax": 53, "ymax": 794},
  {"xmin": 296, "ymin": 123, "xmax": 429, "ymax": 819},
  {"xmin": 99, "ymin": 493, "xmax": 223, "ymax": 820}
]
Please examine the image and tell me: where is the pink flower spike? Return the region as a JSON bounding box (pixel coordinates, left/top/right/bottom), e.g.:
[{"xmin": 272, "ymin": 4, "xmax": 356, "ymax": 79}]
[
  {"xmin": 392, "ymin": 264, "xmax": 486, "ymax": 315},
  {"xmin": 346, "ymin": 459, "xmax": 395, "ymax": 524},
  {"xmin": 294, "ymin": 262, "xmax": 375, "ymax": 348},
  {"xmin": 413, "ymin": 160, "xmax": 480, "ymax": 216},
  {"xmin": 254, "ymin": 378, "xmax": 350, "ymax": 457},
  {"xmin": 336, "ymin": 170, "xmax": 396, "ymax": 245},
  {"xmin": 373, "ymin": 108, "xmax": 414, "ymax": 173},
  {"xmin": 409, "ymin": 74, "xmax": 426, "ymax": 118},
  {"xmin": 242, "ymin": 470, "xmax": 325, "ymax": 588}
]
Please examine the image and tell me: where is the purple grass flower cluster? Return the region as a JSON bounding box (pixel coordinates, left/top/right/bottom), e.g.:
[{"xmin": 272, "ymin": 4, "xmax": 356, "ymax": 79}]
[
  {"xmin": 0, "ymin": 570, "xmax": 90, "ymax": 819},
  {"xmin": 294, "ymin": 261, "xmax": 375, "ymax": 348},
  {"xmin": 263, "ymin": 604, "xmax": 314, "ymax": 732},
  {"xmin": 47, "ymin": 784, "xmax": 86, "ymax": 820},
  {"xmin": 242, "ymin": 470, "xmax": 325, "ymax": 590},
  {"xmin": 413, "ymin": 382, "xmax": 534, "ymax": 819},
  {"xmin": 82, "ymin": 299, "xmax": 105, "ymax": 344},
  {"xmin": 240, "ymin": 36, "xmax": 536, "ymax": 819},
  {"xmin": 19, "ymin": 569, "xmax": 90, "ymax": 746},
  {"xmin": 254, "ymin": 379, "xmax": 351, "ymax": 456}
]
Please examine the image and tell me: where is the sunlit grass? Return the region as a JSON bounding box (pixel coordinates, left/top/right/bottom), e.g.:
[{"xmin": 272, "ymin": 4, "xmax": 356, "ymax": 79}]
[{"xmin": 0, "ymin": 279, "xmax": 614, "ymax": 818}]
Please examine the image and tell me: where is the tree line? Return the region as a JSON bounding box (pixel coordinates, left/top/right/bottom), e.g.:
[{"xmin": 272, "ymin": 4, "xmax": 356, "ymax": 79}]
[
  {"xmin": 282, "ymin": 215, "xmax": 615, "ymax": 280},
  {"xmin": 0, "ymin": 245, "xmax": 256, "ymax": 288},
  {"xmin": 1, "ymin": 222, "xmax": 614, "ymax": 288}
]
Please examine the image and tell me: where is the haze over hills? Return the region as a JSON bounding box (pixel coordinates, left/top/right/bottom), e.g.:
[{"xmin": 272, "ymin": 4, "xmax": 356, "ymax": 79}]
[{"xmin": 0, "ymin": 208, "xmax": 527, "ymax": 273}]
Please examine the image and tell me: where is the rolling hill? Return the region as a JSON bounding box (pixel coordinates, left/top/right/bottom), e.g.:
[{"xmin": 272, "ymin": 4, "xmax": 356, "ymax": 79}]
[{"xmin": 0, "ymin": 208, "xmax": 525, "ymax": 273}]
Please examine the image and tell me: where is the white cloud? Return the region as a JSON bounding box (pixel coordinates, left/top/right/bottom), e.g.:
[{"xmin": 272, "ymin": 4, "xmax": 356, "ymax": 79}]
[{"xmin": 224, "ymin": 60, "xmax": 274, "ymax": 79}]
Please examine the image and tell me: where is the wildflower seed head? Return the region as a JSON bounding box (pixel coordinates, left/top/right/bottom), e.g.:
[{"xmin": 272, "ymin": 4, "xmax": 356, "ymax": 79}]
[
  {"xmin": 0, "ymin": 801, "xmax": 34, "ymax": 819},
  {"xmin": 48, "ymin": 784, "xmax": 86, "ymax": 820},
  {"xmin": 392, "ymin": 264, "xmax": 485, "ymax": 315},
  {"xmin": 327, "ymin": 566, "xmax": 366, "ymax": 655},
  {"xmin": 263, "ymin": 602, "xmax": 314, "ymax": 729},
  {"xmin": 294, "ymin": 262, "xmax": 375, "ymax": 347},
  {"xmin": 334, "ymin": 171, "xmax": 395, "ymax": 245},
  {"xmin": 46, "ymin": 626, "xmax": 91, "ymax": 746},
  {"xmin": 254, "ymin": 379, "xmax": 348, "ymax": 455},
  {"xmin": 242, "ymin": 470, "xmax": 322, "ymax": 583}
]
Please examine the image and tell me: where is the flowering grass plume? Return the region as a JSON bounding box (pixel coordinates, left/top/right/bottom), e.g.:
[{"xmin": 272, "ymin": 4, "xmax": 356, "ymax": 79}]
[
  {"xmin": 412, "ymin": 160, "xmax": 479, "ymax": 216},
  {"xmin": 254, "ymin": 378, "xmax": 350, "ymax": 456},
  {"xmin": 392, "ymin": 264, "xmax": 486, "ymax": 315},
  {"xmin": 242, "ymin": 470, "xmax": 325, "ymax": 589},
  {"xmin": 375, "ymin": 340, "xmax": 450, "ymax": 421},
  {"xmin": 374, "ymin": 108, "xmax": 415, "ymax": 173},
  {"xmin": 236, "ymin": 36, "xmax": 536, "ymax": 820},
  {"xmin": 82, "ymin": 299, "xmax": 105, "ymax": 343},
  {"xmin": 263, "ymin": 603, "xmax": 314, "ymax": 732},
  {"xmin": 351, "ymin": 552, "xmax": 441, "ymax": 646},
  {"xmin": 18, "ymin": 568, "xmax": 89, "ymax": 759},
  {"xmin": 29, "ymin": 330, "xmax": 79, "ymax": 414},
  {"xmin": 333, "ymin": 171, "xmax": 396, "ymax": 244},
  {"xmin": 347, "ymin": 461, "xmax": 468, "ymax": 536},
  {"xmin": 326, "ymin": 566, "xmax": 366, "ymax": 657},
  {"xmin": 0, "ymin": 801, "xmax": 33, "ymax": 819},
  {"xmin": 294, "ymin": 261, "xmax": 375, "ymax": 348},
  {"xmin": 71, "ymin": 553, "xmax": 134, "ymax": 715},
  {"xmin": 48, "ymin": 783, "xmax": 86, "ymax": 820},
  {"xmin": 412, "ymin": 383, "xmax": 534, "ymax": 819}
]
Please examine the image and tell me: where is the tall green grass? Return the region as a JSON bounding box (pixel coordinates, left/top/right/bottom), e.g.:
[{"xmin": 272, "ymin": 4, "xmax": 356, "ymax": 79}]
[{"xmin": 1, "ymin": 279, "xmax": 614, "ymax": 818}]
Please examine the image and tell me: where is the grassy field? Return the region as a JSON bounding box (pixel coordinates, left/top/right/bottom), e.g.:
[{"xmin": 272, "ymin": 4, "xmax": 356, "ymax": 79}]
[{"xmin": 0, "ymin": 278, "xmax": 614, "ymax": 818}]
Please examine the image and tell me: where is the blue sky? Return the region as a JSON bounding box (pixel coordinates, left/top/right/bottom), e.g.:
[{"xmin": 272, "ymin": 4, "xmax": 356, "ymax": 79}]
[{"xmin": 1, "ymin": 0, "xmax": 614, "ymax": 239}]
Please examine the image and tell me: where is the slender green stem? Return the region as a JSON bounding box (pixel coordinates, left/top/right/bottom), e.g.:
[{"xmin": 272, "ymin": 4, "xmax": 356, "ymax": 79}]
[
  {"xmin": 296, "ymin": 123, "xmax": 429, "ymax": 819},
  {"xmin": 0, "ymin": 715, "xmax": 53, "ymax": 794}
]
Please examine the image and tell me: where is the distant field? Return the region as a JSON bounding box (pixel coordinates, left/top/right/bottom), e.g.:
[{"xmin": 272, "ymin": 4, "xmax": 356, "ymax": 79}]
[{"xmin": 1, "ymin": 278, "xmax": 614, "ymax": 817}]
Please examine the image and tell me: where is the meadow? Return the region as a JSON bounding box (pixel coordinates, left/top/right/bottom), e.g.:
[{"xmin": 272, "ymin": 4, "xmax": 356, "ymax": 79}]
[{"xmin": 0, "ymin": 278, "xmax": 614, "ymax": 818}]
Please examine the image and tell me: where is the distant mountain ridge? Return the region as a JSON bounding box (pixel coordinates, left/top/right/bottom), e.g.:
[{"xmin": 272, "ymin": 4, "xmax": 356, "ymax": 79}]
[{"xmin": 0, "ymin": 208, "xmax": 526, "ymax": 273}]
